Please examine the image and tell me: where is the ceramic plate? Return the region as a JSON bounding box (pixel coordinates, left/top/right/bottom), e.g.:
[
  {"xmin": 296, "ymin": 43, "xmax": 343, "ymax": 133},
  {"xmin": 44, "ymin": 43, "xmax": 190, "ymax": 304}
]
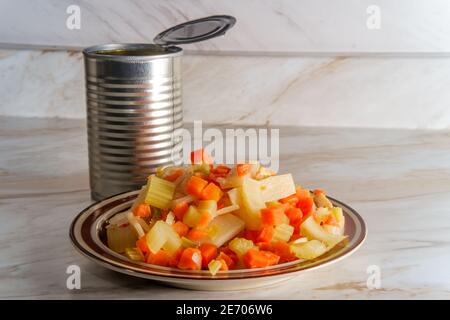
[{"xmin": 70, "ymin": 190, "xmax": 366, "ymax": 290}]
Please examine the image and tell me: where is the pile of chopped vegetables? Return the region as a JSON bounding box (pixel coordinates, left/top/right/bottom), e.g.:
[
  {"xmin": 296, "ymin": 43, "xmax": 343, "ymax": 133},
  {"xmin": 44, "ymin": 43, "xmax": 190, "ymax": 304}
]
[{"xmin": 106, "ymin": 149, "xmax": 347, "ymax": 275}]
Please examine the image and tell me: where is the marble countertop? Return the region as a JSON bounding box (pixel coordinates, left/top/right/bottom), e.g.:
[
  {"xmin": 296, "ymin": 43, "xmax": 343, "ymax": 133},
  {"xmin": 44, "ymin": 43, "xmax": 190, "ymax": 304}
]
[{"xmin": 1, "ymin": 116, "xmax": 450, "ymax": 299}]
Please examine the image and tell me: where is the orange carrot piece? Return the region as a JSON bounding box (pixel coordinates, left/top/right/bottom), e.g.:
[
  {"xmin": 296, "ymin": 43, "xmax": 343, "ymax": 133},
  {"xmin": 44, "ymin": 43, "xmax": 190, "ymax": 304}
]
[
  {"xmin": 133, "ymin": 203, "xmax": 151, "ymax": 218},
  {"xmin": 173, "ymin": 201, "xmax": 189, "ymax": 220},
  {"xmin": 186, "ymin": 176, "xmax": 208, "ymax": 197},
  {"xmin": 177, "ymin": 248, "xmax": 202, "ymax": 270},
  {"xmin": 187, "ymin": 228, "xmax": 209, "ymax": 241},
  {"xmin": 165, "ymin": 169, "xmax": 184, "ymax": 182},
  {"xmin": 217, "ymin": 252, "xmax": 235, "ymax": 269},
  {"xmin": 285, "ymin": 207, "xmax": 303, "ymax": 227},
  {"xmin": 172, "ymin": 221, "xmax": 189, "ymax": 237},
  {"xmin": 190, "ymin": 148, "xmax": 213, "ymax": 165},
  {"xmin": 243, "ymin": 249, "xmax": 280, "ymax": 269},
  {"xmin": 270, "ymin": 241, "xmax": 296, "ymax": 263},
  {"xmin": 280, "ymin": 194, "xmax": 299, "ymax": 205},
  {"xmin": 256, "ymin": 225, "xmax": 274, "ymax": 243},
  {"xmin": 261, "ymin": 206, "xmax": 286, "ymax": 226},
  {"xmin": 217, "ymin": 258, "xmax": 229, "ymax": 271},
  {"xmin": 213, "ymin": 165, "xmax": 231, "ymax": 175},
  {"xmin": 236, "ymin": 164, "xmax": 251, "ymax": 176},
  {"xmin": 136, "ymin": 235, "xmax": 149, "ymax": 254},
  {"xmin": 297, "ymin": 197, "xmax": 314, "ymax": 216},
  {"xmin": 200, "ymin": 182, "xmax": 223, "ymax": 202},
  {"xmin": 313, "ymin": 189, "xmax": 325, "ymax": 196},
  {"xmin": 146, "ymin": 250, "xmax": 171, "ymax": 266},
  {"xmin": 199, "ymin": 243, "xmax": 218, "ymax": 268}
]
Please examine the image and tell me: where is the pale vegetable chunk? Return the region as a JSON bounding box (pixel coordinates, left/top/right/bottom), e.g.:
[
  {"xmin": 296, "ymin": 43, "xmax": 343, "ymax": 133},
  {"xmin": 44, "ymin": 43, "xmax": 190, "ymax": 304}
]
[
  {"xmin": 216, "ymin": 204, "xmax": 239, "ymax": 216},
  {"xmin": 159, "ymin": 221, "xmax": 182, "ymax": 255},
  {"xmin": 125, "ymin": 247, "xmax": 144, "ymax": 261},
  {"xmin": 145, "ymin": 176, "xmax": 176, "ymax": 209},
  {"xmin": 239, "ymin": 177, "xmax": 265, "ymax": 230},
  {"xmin": 145, "ymin": 221, "xmax": 168, "ymax": 254},
  {"xmin": 208, "ymin": 259, "xmax": 222, "ymax": 275},
  {"xmin": 259, "ymin": 174, "xmax": 296, "ymax": 202},
  {"xmin": 207, "ymin": 213, "xmax": 245, "ymax": 247},
  {"xmin": 300, "ymin": 216, "xmax": 345, "ymax": 248},
  {"xmin": 197, "ymin": 200, "xmax": 217, "ymax": 217},
  {"xmin": 273, "ymin": 223, "xmax": 294, "ymax": 242},
  {"xmin": 290, "ymin": 240, "xmax": 327, "ymax": 260},
  {"xmin": 107, "ymin": 224, "xmax": 138, "ymax": 253},
  {"xmin": 229, "ymin": 237, "xmax": 255, "ymax": 258}
]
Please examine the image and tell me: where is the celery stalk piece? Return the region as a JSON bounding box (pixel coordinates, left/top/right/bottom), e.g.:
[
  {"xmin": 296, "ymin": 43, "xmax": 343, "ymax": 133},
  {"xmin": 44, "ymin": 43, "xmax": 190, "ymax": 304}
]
[
  {"xmin": 290, "ymin": 240, "xmax": 327, "ymax": 260},
  {"xmin": 259, "ymin": 174, "xmax": 296, "ymax": 202},
  {"xmin": 107, "ymin": 224, "xmax": 138, "ymax": 254},
  {"xmin": 300, "ymin": 216, "xmax": 346, "ymax": 248},
  {"xmin": 229, "ymin": 237, "xmax": 255, "ymax": 258},
  {"xmin": 273, "ymin": 223, "xmax": 294, "ymax": 242},
  {"xmin": 238, "ymin": 177, "xmax": 265, "ymax": 230},
  {"xmin": 146, "ymin": 221, "xmax": 168, "ymax": 254},
  {"xmin": 207, "ymin": 214, "xmax": 245, "ymax": 247},
  {"xmin": 331, "ymin": 207, "xmax": 345, "ymax": 230},
  {"xmin": 144, "ymin": 176, "xmax": 176, "ymax": 209},
  {"xmin": 208, "ymin": 259, "xmax": 222, "ymax": 276},
  {"xmin": 125, "ymin": 247, "xmax": 144, "ymax": 261}
]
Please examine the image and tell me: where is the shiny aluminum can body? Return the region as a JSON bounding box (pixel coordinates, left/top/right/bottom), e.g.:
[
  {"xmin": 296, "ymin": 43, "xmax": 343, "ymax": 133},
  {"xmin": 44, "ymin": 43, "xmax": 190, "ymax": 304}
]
[{"xmin": 83, "ymin": 44, "xmax": 183, "ymax": 200}]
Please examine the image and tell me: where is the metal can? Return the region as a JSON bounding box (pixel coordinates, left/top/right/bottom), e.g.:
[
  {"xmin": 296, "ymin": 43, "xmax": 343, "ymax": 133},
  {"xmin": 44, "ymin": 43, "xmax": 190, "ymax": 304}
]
[{"xmin": 83, "ymin": 15, "xmax": 236, "ymax": 200}]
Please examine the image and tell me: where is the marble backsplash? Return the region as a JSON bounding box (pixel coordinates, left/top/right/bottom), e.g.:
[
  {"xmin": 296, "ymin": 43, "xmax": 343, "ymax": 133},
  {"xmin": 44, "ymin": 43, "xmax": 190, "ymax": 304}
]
[
  {"xmin": 2, "ymin": 0, "xmax": 450, "ymax": 53},
  {"xmin": 1, "ymin": 48, "xmax": 450, "ymax": 129}
]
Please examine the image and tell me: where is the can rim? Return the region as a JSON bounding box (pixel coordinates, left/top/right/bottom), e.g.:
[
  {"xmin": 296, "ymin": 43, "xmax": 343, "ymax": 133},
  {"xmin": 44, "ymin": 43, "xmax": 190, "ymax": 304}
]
[{"xmin": 83, "ymin": 43, "xmax": 183, "ymax": 61}]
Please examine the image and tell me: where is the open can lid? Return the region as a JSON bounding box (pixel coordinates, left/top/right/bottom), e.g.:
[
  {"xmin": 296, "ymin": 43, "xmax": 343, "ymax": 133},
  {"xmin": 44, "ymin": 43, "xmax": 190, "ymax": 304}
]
[{"xmin": 153, "ymin": 15, "xmax": 236, "ymax": 46}]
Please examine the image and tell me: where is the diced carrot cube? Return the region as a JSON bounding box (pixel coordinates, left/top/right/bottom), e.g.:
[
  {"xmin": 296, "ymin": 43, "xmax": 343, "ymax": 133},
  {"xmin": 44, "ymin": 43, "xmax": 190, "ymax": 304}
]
[
  {"xmin": 165, "ymin": 169, "xmax": 184, "ymax": 182},
  {"xmin": 256, "ymin": 225, "xmax": 274, "ymax": 243},
  {"xmin": 236, "ymin": 164, "xmax": 251, "ymax": 176},
  {"xmin": 133, "ymin": 203, "xmax": 151, "ymax": 218},
  {"xmin": 186, "ymin": 176, "xmax": 208, "ymax": 197},
  {"xmin": 199, "ymin": 243, "xmax": 218, "ymax": 269},
  {"xmin": 261, "ymin": 206, "xmax": 286, "ymax": 226},
  {"xmin": 297, "ymin": 197, "xmax": 314, "ymax": 216},
  {"xmin": 146, "ymin": 250, "xmax": 171, "ymax": 267},
  {"xmin": 217, "ymin": 252, "xmax": 235, "ymax": 269},
  {"xmin": 313, "ymin": 189, "xmax": 325, "ymax": 196},
  {"xmin": 217, "ymin": 258, "xmax": 229, "ymax": 271},
  {"xmin": 280, "ymin": 194, "xmax": 299, "ymax": 205},
  {"xmin": 270, "ymin": 241, "xmax": 296, "ymax": 263},
  {"xmin": 200, "ymin": 182, "xmax": 223, "ymax": 202},
  {"xmin": 187, "ymin": 228, "xmax": 209, "ymax": 241},
  {"xmin": 243, "ymin": 249, "xmax": 280, "ymax": 268},
  {"xmin": 191, "ymin": 148, "xmax": 214, "ymax": 165},
  {"xmin": 172, "ymin": 221, "xmax": 189, "ymax": 237},
  {"xmin": 285, "ymin": 207, "xmax": 303, "ymax": 227},
  {"xmin": 173, "ymin": 201, "xmax": 189, "ymax": 220},
  {"xmin": 136, "ymin": 235, "xmax": 149, "ymax": 254},
  {"xmin": 178, "ymin": 248, "xmax": 202, "ymax": 270}
]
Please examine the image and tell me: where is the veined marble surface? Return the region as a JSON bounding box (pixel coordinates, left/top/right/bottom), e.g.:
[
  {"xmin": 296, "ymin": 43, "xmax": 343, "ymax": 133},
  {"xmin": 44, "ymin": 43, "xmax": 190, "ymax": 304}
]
[
  {"xmin": 2, "ymin": 0, "xmax": 450, "ymax": 53},
  {"xmin": 1, "ymin": 116, "xmax": 450, "ymax": 299},
  {"xmin": 1, "ymin": 49, "xmax": 450, "ymax": 129}
]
